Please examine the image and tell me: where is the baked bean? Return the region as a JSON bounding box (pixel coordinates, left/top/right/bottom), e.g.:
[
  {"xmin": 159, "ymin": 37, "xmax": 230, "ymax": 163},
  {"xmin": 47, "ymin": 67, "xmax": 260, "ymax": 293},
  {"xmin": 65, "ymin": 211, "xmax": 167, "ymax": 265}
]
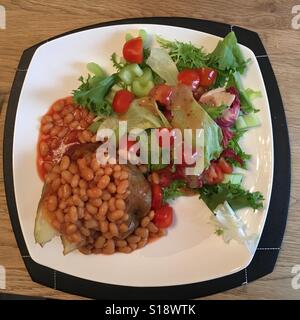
[
  {"xmin": 109, "ymin": 222, "xmax": 119, "ymax": 237},
  {"xmin": 90, "ymin": 158, "xmax": 100, "ymax": 172},
  {"xmin": 91, "ymin": 135, "xmax": 97, "ymax": 143},
  {"xmin": 137, "ymin": 239, "xmax": 148, "ymax": 249},
  {"xmin": 87, "ymin": 187, "xmax": 102, "ymax": 198},
  {"xmin": 94, "ymin": 236, "xmax": 106, "ymax": 249},
  {"xmin": 117, "ymin": 180, "xmax": 129, "ymax": 194},
  {"xmin": 84, "ymin": 212, "xmax": 92, "ymax": 221},
  {"xmin": 84, "ymin": 219, "xmax": 98, "ymax": 229},
  {"xmin": 107, "ymin": 210, "xmax": 124, "ymax": 222},
  {"xmin": 70, "ymin": 120, "xmax": 79, "ymax": 129},
  {"xmin": 44, "ymin": 162, "xmax": 53, "ymax": 173},
  {"xmin": 66, "ymin": 223, "xmax": 77, "ymax": 235},
  {"xmin": 61, "ymin": 170, "xmax": 73, "ymax": 183},
  {"xmin": 108, "ymin": 198, "xmax": 116, "ymax": 211},
  {"xmin": 39, "ymin": 141, "xmax": 49, "ymax": 157},
  {"xmin": 77, "ymin": 158, "xmax": 86, "ymax": 169},
  {"xmin": 50, "ymin": 138, "xmax": 60, "ymax": 150},
  {"xmin": 41, "ymin": 114, "xmax": 53, "ymax": 124},
  {"xmin": 151, "ymin": 172, "xmax": 160, "ymax": 184},
  {"xmin": 115, "ymin": 199, "xmax": 126, "ymax": 210},
  {"xmin": 148, "ymin": 210, "xmax": 155, "ymax": 220},
  {"xmin": 82, "ymin": 130, "xmax": 92, "ymax": 142},
  {"xmin": 78, "ymin": 207, "xmax": 85, "ymax": 219},
  {"xmin": 107, "ymin": 182, "xmax": 117, "ymax": 194},
  {"xmin": 58, "ymin": 200, "xmax": 67, "ymax": 210},
  {"xmin": 119, "ymin": 223, "xmax": 129, "ymax": 233},
  {"xmin": 51, "ymin": 219, "xmax": 61, "ymax": 231},
  {"xmin": 41, "ymin": 122, "xmax": 53, "ymax": 134},
  {"xmin": 80, "ymin": 167, "xmax": 94, "ymax": 181},
  {"xmin": 45, "ymin": 172, "xmax": 59, "ymax": 184},
  {"xmin": 52, "ymin": 113, "xmax": 62, "ymax": 122},
  {"xmin": 52, "ymin": 165, "xmax": 61, "ymax": 174},
  {"xmin": 64, "ymin": 213, "xmax": 71, "ymax": 223},
  {"xmin": 135, "ymin": 227, "xmax": 149, "ymax": 239},
  {"xmin": 69, "ymin": 163, "xmax": 78, "ymax": 174},
  {"xmin": 47, "ymin": 195, "xmax": 57, "ymax": 212},
  {"xmin": 122, "ymin": 213, "xmax": 129, "ymax": 222},
  {"xmin": 55, "ymin": 209, "xmax": 64, "ymax": 223},
  {"xmin": 104, "ymin": 166, "xmax": 113, "ymax": 176},
  {"xmin": 97, "ymin": 175, "xmax": 110, "ymax": 189},
  {"xmin": 127, "ymin": 235, "xmax": 141, "ymax": 244},
  {"xmin": 57, "ymin": 127, "xmax": 68, "ymax": 138},
  {"xmin": 101, "ymin": 191, "xmax": 111, "ymax": 201},
  {"xmin": 52, "ymin": 100, "xmax": 64, "ymax": 112},
  {"xmin": 60, "ymin": 156, "xmax": 70, "ymax": 171},
  {"xmin": 72, "ymin": 194, "xmax": 84, "ymax": 207},
  {"xmin": 63, "ymin": 113, "xmax": 74, "ymax": 124},
  {"xmin": 86, "ymin": 203, "xmax": 97, "ymax": 215},
  {"xmin": 113, "ymin": 171, "xmax": 121, "ymax": 179},
  {"xmin": 79, "ymin": 179, "xmax": 87, "ymax": 189},
  {"xmin": 51, "ymin": 177, "xmax": 61, "ymax": 192},
  {"xmin": 103, "ymin": 232, "xmax": 113, "ymax": 240},
  {"xmin": 71, "ymin": 232, "xmax": 82, "ymax": 243},
  {"xmin": 119, "ymin": 171, "xmax": 129, "ymax": 180},
  {"xmin": 147, "ymin": 222, "xmax": 158, "ymax": 233},
  {"xmin": 61, "ymin": 183, "xmax": 71, "ymax": 199},
  {"xmin": 80, "ymin": 226, "xmax": 90, "ymax": 237},
  {"xmin": 129, "ymin": 243, "xmax": 138, "ymax": 250},
  {"xmin": 69, "ymin": 206, "xmax": 78, "ymax": 223},
  {"xmin": 71, "ymin": 174, "xmax": 80, "ymax": 188},
  {"xmin": 113, "ymin": 165, "xmax": 121, "ymax": 172},
  {"xmin": 141, "ymin": 216, "xmax": 150, "ymax": 228},
  {"xmin": 79, "ymin": 246, "xmax": 91, "ymax": 255},
  {"xmin": 115, "ymin": 239, "xmax": 127, "ymax": 248},
  {"xmin": 102, "ymin": 239, "xmax": 115, "ymax": 254},
  {"xmin": 66, "ymin": 196, "xmax": 74, "ymax": 206},
  {"xmin": 89, "ymin": 197, "xmax": 102, "ymax": 207},
  {"xmin": 50, "ymin": 126, "xmax": 61, "ymax": 137},
  {"xmin": 98, "ymin": 201, "xmax": 108, "ymax": 218},
  {"xmin": 118, "ymin": 246, "xmax": 132, "ymax": 253},
  {"xmin": 99, "ymin": 220, "xmax": 108, "ymax": 233}
]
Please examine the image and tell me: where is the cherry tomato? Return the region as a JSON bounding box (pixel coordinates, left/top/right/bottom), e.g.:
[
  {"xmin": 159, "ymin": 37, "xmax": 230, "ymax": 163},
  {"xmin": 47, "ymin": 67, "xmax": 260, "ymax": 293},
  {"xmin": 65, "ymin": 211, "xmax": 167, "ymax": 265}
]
[
  {"xmin": 218, "ymin": 157, "xmax": 233, "ymax": 174},
  {"xmin": 205, "ymin": 162, "xmax": 224, "ymax": 185},
  {"xmin": 153, "ymin": 204, "xmax": 173, "ymax": 228},
  {"xmin": 151, "ymin": 183, "xmax": 163, "ymax": 210},
  {"xmin": 197, "ymin": 67, "xmax": 218, "ymax": 87},
  {"xmin": 157, "ymin": 167, "xmax": 173, "ymax": 187},
  {"xmin": 150, "ymin": 84, "xmax": 173, "ymax": 107},
  {"xmin": 156, "ymin": 128, "xmax": 175, "ymax": 148},
  {"xmin": 122, "ymin": 37, "xmax": 143, "ymax": 64},
  {"xmin": 177, "ymin": 69, "xmax": 200, "ymax": 90},
  {"xmin": 112, "ymin": 90, "xmax": 135, "ymax": 113}
]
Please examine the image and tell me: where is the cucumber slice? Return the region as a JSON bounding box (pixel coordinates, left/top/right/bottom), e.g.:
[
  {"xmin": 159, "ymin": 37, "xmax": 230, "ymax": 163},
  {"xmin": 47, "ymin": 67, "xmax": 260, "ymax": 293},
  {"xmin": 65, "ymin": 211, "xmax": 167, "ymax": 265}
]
[
  {"xmin": 132, "ymin": 80, "xmax": 154, "ymax": 97},
  {"xmin": 223, "ymin": 173, "xmax": 243, "ymax": 185},
  {"xmin": 235, "ymin": 116, "xmax": 247, "ymax": 130},
  {"xmin": 127, "ymin": 64, "xmax": 143, "ymax": 77}
]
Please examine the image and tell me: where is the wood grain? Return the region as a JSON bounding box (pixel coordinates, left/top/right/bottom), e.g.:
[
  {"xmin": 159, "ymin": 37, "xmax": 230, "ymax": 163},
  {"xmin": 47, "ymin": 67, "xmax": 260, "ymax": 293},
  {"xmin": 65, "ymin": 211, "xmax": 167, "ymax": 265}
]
[{"xmin": 0, "ymin": 0, "xmax": 299, "ymax": 300}]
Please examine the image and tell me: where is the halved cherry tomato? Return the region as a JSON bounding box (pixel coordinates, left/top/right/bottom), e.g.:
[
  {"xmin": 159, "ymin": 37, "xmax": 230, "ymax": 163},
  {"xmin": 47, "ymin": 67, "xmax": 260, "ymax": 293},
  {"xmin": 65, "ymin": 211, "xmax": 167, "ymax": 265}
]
[
  {"xmin": 156, "ymin": 128, "xmax": 175, "ymax": 148},
  {"xmin": 151, "ymin": 183, "xmax": 163, "ymax": 210},
  {"xmin": 177, "ymin": 69, "xmax": 200, "ymax": 90},
  {"xmin": 218, "ymin": 157, "xmax": 233, "ymax": 174},
  {"xmin": 153, "ymin": 204, "xmax": 173, "ymax": 228},
  {"xmin": 122, "ymin": 37, "xmax": 143, "ymax": 64},
  {"xmin": 205, "ymin": 162, "xmax": 224, "ymax": 185},
  {"xmin": 150, "ymin": 84, "xmax": 173, "ymax": 107},
  {"xmin": 112, "ymin": 90, "xmax": 135, "ymax": 113},
  {"xmin": 196, "ymin": 67, "xmax": 218, "ymax": 87}
]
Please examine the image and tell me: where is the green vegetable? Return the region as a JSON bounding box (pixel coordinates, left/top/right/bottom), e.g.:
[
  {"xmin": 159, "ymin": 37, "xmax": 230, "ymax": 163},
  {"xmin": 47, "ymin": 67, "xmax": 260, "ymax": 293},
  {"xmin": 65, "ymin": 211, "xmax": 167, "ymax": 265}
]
[
  {"xmin": 111, "ymin": 52, "xmax": 127, "ymax": 72},
  {"xmin": 223, "ymin": 173, "xmax": 243, "ymax": 185},
  {"xmin": 163, "ymin": 180, "xmax": 187, "ymax": 202},
  {"xmin": 88, "ymin": 121, "xmax": 102, "ymax": 133},
  {"xmin": 201, "ymin": 104, "xmax": 227, "ymax": 120},
  {"xmin": 199, "ymin": 182, "xmax": 264, "ymax": 211},
  {"xmin": 125, "ymin": 32, "xmax": 133, "ymax": 41},
  {"xmin": 132, "ymin": 80, "xmax": 154, "ymax": 97},
  {"xmin": 139, "ymin": 29, "xmax": 148, "ymax": 46},
  {"xmin": 86, "ymin": 62, "xmax": 105, "ymax": 77},
  {"xmin": 118, "ymin": 64, "xmax": 144, "ymax": 85},
  {"xmin": 72, "ymin": 74, "xmax": 117, "ymax": 116},
  {"xmin": 208, "ymin": 32, "xmax": 248, "ymax": 74},
  {"xmin": 157, "ymin": 36, "xmax": 208, "ymax": 71},
  {"xmin": 245, "ymin": 88, "xmax": 262, "ymax": 100},
  {"xmin": 227, "ymin": 129, "xmax": 251, "ymax": 168},
  {"xmin": 236, "ymin": 113, "xmax": 261, "ymax": 130},
  {"xmin": 146, "ymin": 47, "xmax": 178, "ymax": 85}
]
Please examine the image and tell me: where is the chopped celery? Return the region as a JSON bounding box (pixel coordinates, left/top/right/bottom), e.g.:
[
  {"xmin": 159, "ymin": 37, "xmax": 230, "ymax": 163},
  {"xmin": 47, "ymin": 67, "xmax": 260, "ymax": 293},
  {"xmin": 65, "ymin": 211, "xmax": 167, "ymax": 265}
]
[
  {"xmin": 223, "ymin": 173, "xmax": 243, "ymax": 184},
  {"xmin": 132, "ymin": 80, "xmax": 154, "ymax": 97},
  {"xmin": 87, "ymin": 62, "xmax": 105, "ymax": 77}
]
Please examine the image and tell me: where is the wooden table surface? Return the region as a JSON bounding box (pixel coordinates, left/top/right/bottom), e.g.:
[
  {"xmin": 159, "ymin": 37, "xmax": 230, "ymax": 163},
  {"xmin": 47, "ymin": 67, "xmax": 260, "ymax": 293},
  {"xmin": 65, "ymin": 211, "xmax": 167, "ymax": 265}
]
[{"xmin": 0, "ymin": 0, "xmax": 299, "ymax": 300}]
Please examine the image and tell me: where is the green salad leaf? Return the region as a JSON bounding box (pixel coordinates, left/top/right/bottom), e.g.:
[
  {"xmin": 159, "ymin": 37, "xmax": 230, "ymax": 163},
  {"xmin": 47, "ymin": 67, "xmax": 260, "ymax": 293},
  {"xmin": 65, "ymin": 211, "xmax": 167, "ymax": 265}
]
[
  {"xmin": 73, "ymin": 74, "xmax": 117, "ymax": 116},
  {"xmin": 163, "ymin": 180, "xmax": 187, "ymax": 202},
  {"xmin": 227, "ymin": 129, "xmax": 251, "ymax": 168},
  {"xmin": 157, "ymin": 36, "xmax": 208, "ymax": 71},
  {"xmin": 201, "ymin": 104, "xmax": 228, "ymax": 120},
  {"xmin": 199, "ymin": 182, "xmax": 264, "ymax": 211}
]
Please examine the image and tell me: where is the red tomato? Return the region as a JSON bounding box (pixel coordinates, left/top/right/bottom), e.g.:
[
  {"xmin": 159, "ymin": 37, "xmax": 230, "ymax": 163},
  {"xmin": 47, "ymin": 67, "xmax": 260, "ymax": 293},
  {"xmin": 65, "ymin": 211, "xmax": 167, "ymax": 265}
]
[
  {"xmin": 112, "ymin": 90, "xmax": 135, "ymax": 113},
  {"xmin": 158, "ymin": 167, "xmax": 173, "ymax": 187},
  {"xmin": 177, "ymin": 69, "xmax": 200, "ymax": 90},
  {"xmin": 218, "ymin": 157, "xmax": 233, "ymax": 174},
  {"xmin": 156, "ymin": 128, "xmax": 175, "ymax": 148},
  {"xmin": 205, "ymin": 162, "xmax": 224, "ymax": 185},
  {"xmin": 122, "ymin": 37, "xmax": 143, "ymax": 64},
  {"xmin": 151, "ymin": 183, "xmax": 163, "ymax": 210},
  {"xmin": 153, "ymin": 204, "xmax": 173, "ymax": 228},
  {"xmin": 150, "ymin": 84, "xmax": 173, "ymax": 107},
  {"xmin": 197, "ymin": 67, "xmax": 217, "ymax": 87}
]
